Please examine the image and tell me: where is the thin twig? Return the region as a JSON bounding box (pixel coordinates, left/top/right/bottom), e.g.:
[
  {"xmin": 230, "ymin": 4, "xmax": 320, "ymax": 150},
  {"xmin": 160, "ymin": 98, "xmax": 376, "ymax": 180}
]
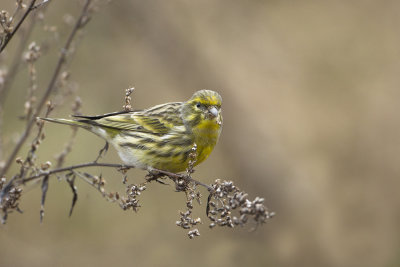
[
  {"xmin": 0, "ymin": 0, "xmax": 92, "ymax": 178},
  {"xmin": 0, "ymin": 0, "xmax": 38, "ymax": 54}
]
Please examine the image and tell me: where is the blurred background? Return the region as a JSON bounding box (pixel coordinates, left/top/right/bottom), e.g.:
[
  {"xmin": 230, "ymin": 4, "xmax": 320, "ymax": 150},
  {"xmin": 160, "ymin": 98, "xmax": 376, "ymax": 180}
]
[{"xmin": 1, "ymin": 0, "xmax": 400, "ymax": 266}]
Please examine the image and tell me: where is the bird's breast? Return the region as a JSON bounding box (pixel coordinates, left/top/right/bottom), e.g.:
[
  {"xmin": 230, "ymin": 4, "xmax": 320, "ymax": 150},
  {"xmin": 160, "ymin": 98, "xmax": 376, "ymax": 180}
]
[{"xmin": 191, "ymin": 119, "xmax": 222, "ymax": 164}]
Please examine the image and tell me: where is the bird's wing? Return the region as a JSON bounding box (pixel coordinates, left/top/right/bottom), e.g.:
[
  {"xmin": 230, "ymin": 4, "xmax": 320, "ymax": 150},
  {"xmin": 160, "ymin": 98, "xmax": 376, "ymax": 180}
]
[{"xmin": 85, "ymin": 102, "xmax": 184, "ymax": 136}]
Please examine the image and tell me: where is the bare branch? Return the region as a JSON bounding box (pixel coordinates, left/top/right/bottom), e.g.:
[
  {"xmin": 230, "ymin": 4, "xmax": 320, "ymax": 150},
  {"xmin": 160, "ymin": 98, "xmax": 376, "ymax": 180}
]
[
  {"xmin": 3, "ymin": 158, "xmax": 274, "ymax": 233},
  {"xmin": 18, "ymin": 162, "xmax": 202, "ymax": 187},
  {"xmin": 20, "ymin": 162, "xmax": 131, "ymax": 184}
]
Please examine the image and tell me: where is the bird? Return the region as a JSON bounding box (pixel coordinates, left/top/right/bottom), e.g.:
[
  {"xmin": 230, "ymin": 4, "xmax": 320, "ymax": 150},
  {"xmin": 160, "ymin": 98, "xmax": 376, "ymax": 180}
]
[{"xmin": 41, "ymin": 90, "xmax": 223, "ymax": 173}]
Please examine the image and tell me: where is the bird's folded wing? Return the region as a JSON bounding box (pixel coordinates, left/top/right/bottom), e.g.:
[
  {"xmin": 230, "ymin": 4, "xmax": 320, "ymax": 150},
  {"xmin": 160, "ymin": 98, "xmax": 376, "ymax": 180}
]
[{"xmin": 93, "ymin": 113, "xmax": 178, "ymax": 136}]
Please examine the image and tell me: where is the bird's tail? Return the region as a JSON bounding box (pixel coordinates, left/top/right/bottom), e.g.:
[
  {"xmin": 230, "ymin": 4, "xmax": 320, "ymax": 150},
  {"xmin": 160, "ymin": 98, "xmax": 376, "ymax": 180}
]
[{"xmin": 39, "ymin": 117, "xmax": 92, "ymax": 130}]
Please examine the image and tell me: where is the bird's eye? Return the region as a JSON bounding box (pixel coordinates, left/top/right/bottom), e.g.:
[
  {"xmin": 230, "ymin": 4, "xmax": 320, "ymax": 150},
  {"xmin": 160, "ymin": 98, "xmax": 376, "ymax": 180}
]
[{"xmin": 196, "ymin": 103, "xmax": 201, "ymax": 108}]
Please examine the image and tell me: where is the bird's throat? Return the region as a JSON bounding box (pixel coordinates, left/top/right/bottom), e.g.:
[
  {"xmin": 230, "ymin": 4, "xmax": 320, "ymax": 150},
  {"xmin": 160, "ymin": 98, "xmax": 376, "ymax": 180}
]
[{"xmin": 192, "ymin": 119, "xmax": 221, "ymax": 164}]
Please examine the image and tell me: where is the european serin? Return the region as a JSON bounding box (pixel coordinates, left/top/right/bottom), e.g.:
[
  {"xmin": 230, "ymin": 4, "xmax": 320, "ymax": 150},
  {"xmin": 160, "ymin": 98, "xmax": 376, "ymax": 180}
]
[{"xmin": 42, "ymin": 90, "xmax": 222, "ymax": 173}]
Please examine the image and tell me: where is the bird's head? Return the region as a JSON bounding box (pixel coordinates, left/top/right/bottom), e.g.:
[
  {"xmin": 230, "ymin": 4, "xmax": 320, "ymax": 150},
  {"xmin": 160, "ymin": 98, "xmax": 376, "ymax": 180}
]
[{"xmin": 182, "ymin": 90, "xmax": 222, "ymax": 129}]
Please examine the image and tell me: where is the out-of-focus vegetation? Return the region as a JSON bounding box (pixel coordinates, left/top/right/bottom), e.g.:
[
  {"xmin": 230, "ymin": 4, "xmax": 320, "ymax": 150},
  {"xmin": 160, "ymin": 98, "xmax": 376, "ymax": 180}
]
[{"xmin": 1, "ymin": 1, "xmax": 400, "ymax": 266}]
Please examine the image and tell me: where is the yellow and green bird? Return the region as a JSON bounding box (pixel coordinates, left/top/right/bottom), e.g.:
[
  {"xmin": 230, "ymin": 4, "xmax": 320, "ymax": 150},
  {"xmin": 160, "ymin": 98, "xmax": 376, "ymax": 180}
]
[{"xmin": 42, "ymin": 90, "xmax": 222, "ymax": 173}]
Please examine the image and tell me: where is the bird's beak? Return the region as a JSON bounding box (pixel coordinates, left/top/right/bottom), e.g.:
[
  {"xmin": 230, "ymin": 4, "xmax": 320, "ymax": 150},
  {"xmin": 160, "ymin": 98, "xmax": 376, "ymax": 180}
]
[{"xmin": 209, "ymin": 106, "xmax": 218, "ymax": 118}]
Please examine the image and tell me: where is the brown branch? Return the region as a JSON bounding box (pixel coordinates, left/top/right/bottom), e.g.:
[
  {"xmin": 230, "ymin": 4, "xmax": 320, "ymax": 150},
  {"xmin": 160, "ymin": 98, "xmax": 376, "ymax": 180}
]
[
  {"xmin": 20, "ymin": 162, "xmax": 131, "ymax": 184},
  {"xmin": 0, "ymin": 0, "xmax": 92, "ymax": 178},
  {"xmin": 19, "ymin": 161, "xmax": 212, "ymax": 192},
  {"xmin": 0, "ymin": 0, "xmax": 37, "ymax": 54}
]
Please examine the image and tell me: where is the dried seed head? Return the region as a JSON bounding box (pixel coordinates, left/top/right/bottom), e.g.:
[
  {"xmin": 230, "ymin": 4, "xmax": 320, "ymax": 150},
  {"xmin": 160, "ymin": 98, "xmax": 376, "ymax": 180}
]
[
  {"xmin": 206, "ymin": 179, "xmax": 274, "ymax": 230},
  {"xmin": 15, "ymin": 157, "xmax": 23, "ymax": 164},
  {"xmin": 187, "ymin": 229, "xmax": 200, "ymax": 239},
  {"xmin": 24, "ymin": 42, "xmax": 41, "ymax": 62},
  {"xmin": 41, "ymin": 161, "xmax": 52, "ymax": 170},
  {"xmin": 123, "ymin": 87, "xmax": 135, "ymax": 111}
]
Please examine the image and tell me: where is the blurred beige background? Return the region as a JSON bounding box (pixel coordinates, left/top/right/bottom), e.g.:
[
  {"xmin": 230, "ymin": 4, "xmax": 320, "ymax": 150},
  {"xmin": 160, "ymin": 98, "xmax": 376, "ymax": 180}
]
[{"xmin": 1, "ymin": 1, "xmax": 400, "ymax": 266}]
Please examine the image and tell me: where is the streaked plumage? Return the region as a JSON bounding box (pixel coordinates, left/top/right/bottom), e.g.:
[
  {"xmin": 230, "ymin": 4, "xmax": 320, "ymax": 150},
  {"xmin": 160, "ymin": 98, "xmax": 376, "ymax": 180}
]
[{"xmin": 41, "ymin": 90, "xmax": 223, "ymax": 172}]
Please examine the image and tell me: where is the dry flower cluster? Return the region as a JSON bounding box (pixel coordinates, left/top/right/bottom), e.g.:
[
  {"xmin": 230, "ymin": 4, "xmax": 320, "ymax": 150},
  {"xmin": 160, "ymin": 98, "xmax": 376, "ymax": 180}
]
[
  {"xmin": 0, "ymin": 0, "xmax": 273, "ymax": 238},
  {"xmin": 0, "ymin": 176, "xmax": 23, "ymax": 224},
  {"xmin": 207, "ymin": 180, "xmax": 274, "ymax": 229}
]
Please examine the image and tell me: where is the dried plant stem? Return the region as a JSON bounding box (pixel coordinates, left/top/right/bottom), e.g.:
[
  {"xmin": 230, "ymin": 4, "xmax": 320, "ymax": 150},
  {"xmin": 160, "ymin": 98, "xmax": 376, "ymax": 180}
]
[
  {"xmin": 123, "ymin": 87, "xmax": 135, "ymax": 111},
  {"xmin": 19, "ymin": 161, "xmax": 210, "ymax": 191},
  {"xmin": 21, "ymin": 162, "xmax": 126, "ymax": 183},
  {"xmin": 0, "ymin": 0, "xmax": 37, "ymax": 54},
  {"xmin": 0, "ymin": 0, "xmax": 92, "ymax": 178}
]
